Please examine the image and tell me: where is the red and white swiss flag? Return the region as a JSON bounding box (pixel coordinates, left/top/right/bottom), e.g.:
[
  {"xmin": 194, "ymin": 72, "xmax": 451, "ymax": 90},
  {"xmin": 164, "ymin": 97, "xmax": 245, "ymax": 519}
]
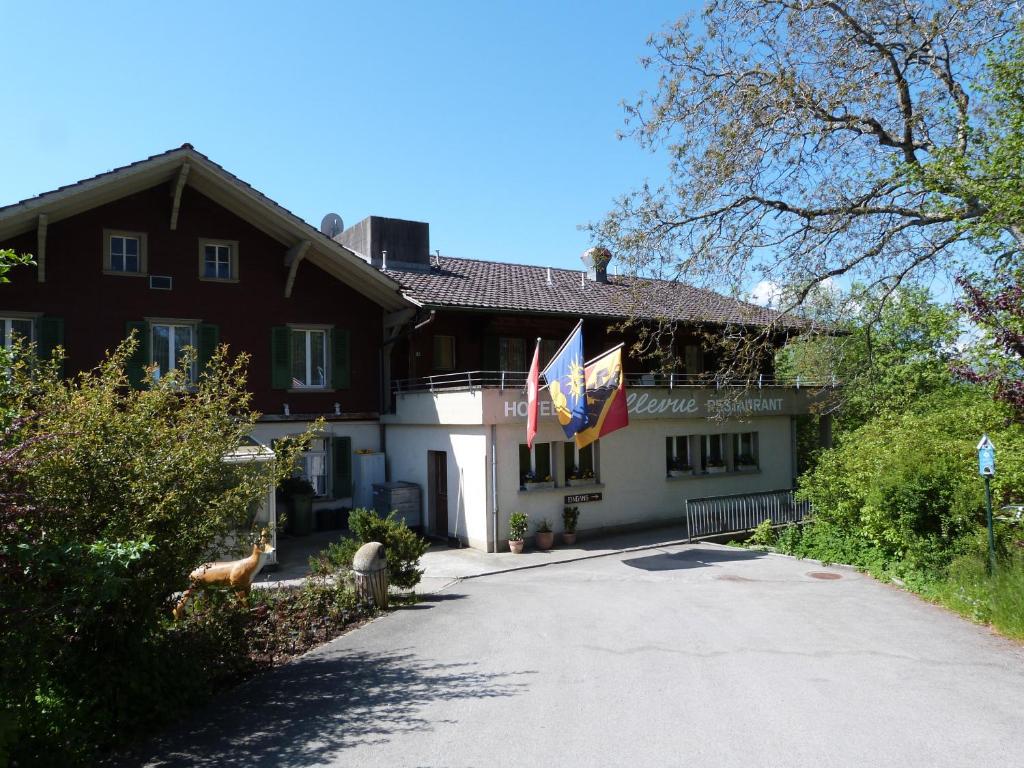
[{"xmin": 526, "ymin": 341, "xmax": 540, "ymax": 448}]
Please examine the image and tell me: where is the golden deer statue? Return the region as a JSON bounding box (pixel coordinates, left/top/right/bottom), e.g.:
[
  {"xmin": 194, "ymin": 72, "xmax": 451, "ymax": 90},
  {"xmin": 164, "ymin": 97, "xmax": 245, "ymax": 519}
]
[{"xmin": 173, "ymin": 530, "xmax": 274, "ymax": 621}]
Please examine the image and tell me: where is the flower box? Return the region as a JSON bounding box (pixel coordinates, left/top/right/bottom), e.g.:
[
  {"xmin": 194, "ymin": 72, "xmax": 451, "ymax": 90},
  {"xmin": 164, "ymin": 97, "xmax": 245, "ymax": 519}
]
[
  {"xmin": 524, "ymin": 481, "xmax": 555, "ymax": 491},
  {"xmin": 735, "ymin": 464, "xmax": 758, "ymax": 472},
  {"xmin": 667, "ymin": 469, "xmax": 694, "ymax": 478},
  {"xmin": 705, "ymin": 465, "xmax": 727, "ymax": 475}
]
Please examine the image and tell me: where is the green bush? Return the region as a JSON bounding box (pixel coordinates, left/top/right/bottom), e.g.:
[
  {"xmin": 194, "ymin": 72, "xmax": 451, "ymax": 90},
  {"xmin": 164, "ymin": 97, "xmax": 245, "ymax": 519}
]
[
  {"xmin": 310, "ymin": 508, "xmax": 429, "ymax": 590},
  {"xmin": 747, "ymin": 518, "xmax": 777, "ymax": 548},
  {"xmin": 0, "ymin": 338, "xmax": 314, "ymax": 765}
]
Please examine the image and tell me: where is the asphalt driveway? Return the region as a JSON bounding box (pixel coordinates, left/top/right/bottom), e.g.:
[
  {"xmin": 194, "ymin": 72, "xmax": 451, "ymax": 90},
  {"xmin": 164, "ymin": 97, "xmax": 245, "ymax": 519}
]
[{"xmin": 128, "ymin": 544, "xmax": 1024, "ymax": 767}]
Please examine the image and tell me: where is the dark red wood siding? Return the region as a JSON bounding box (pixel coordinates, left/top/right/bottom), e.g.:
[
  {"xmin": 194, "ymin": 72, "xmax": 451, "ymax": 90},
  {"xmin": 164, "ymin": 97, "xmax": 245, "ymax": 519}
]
[{"xmin": 0, "ymin": 183, "xmax": 384, "ymax": 416}]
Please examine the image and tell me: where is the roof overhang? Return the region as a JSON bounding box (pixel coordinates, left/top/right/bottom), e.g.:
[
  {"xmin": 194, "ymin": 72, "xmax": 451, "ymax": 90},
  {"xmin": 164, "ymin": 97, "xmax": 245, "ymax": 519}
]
[{"xmin": 0, "ymin": 145, "xmax": 414, "ymax": 312}]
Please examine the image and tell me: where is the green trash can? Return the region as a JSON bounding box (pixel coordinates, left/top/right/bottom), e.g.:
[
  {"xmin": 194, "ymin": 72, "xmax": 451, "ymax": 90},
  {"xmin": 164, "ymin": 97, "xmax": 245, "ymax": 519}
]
[{"xmin": 279, "ymin": 477, "xmax": 315, "ymax": 536}]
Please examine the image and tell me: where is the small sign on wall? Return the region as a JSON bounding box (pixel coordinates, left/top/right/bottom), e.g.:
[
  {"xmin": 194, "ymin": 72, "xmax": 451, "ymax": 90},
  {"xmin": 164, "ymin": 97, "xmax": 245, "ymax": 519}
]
[{"xmin": 565, "ymin": 492, "xmax": 602, "ymax": 504}]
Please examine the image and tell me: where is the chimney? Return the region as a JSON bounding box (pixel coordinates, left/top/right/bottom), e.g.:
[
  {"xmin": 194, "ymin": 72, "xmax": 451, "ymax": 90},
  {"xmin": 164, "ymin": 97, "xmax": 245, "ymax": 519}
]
[
  {"xmin": 336, "ymin": 216, "xmax": 431, "ymax": 271},
  {"xmin": 581, "ymin": 247, "xmax": 613, "ymax": 283}
]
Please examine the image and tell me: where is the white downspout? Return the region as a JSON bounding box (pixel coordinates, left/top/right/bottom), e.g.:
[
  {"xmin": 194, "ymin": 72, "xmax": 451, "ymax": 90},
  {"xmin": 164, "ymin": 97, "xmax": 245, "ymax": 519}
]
[{"xmin": 490, "ymin": 424, "xmax": 499, "ymax": 553}]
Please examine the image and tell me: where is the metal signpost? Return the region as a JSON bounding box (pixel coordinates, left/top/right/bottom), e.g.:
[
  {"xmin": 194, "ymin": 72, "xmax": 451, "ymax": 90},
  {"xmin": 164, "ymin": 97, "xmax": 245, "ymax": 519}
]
[{"xmin": 977, "ymin": 435, "xmax": 996, "ymax": 575}]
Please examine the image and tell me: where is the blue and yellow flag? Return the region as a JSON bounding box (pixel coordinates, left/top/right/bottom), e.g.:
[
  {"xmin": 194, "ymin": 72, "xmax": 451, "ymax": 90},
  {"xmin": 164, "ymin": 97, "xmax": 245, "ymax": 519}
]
[{"xmin": 542, "ymin": 323, "xmax": 588, "ymax": 439}]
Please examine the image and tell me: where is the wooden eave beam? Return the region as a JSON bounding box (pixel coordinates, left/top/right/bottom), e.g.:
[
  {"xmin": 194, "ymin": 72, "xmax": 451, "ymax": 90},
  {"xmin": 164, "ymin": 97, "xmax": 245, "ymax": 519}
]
[
  {"xmin": 36, "ymin": 214, "xmax": 47, "ymax": 282},
  {"xmin": 284, "ymin": 240, "xmax": 311, "ymax": 298},
  {"xmin": 169, "ymin": 163, "xmax": 190, "ymax": 230}
]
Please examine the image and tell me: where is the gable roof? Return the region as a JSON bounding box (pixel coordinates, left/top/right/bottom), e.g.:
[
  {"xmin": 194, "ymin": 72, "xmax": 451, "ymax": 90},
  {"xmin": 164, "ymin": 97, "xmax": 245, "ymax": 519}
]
[
  {"xmin": 0, "ymin": 144, "xmax": 412, "ymax": 311},
  {"xmin": 385, "ymin": 256, "xmax": 802, "ymax": 328}
]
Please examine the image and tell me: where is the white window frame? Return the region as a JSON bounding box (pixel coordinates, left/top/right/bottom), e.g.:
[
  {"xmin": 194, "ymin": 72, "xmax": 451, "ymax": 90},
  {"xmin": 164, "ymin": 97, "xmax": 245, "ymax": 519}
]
[
  {"xmin": 103, "ymin": 229, "xmax": 147, "ymax": 275},
  {"xmin": 301, "ymin": 437, "xmax": 329, "ymax": 497},
  {"xmin": 289, "ymin": 327, "xmax": 329, "ymax": 389},
  {"xmin": 198, "ymin": 239, "xmax": 239, "ymax": 282},
  {"xmin": 563, "ymin": 440, "xmax": 598, "ymax": 484},
  {"xmin": 0, "ymin": 315, "xmax": 36, "ymax": 350},
  {"xmin": 519, "ymin": 441, "xmax": 554, "ymax": 486},
  {"xmin": 734, "ymin": 431, "xmax": 759, "ymax": 469},
  {"xmin": 149, "ymin": 320, "xmax": 197, "ymax": 382},
  {"xmin": 666, "ymin": 435, "xmax": 694, "ymax": 474},
  {"xmin": 701, "ymin": 434, "xmax": 727, "ymax": 471}
]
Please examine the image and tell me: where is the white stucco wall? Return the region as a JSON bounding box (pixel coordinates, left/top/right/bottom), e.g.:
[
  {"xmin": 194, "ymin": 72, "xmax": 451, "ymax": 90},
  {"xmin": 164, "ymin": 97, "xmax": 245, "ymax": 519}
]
[
  {"xmin": 493, "ymin": 415, "xmax": 795, "ymax": 544},
  {"xmin": 250, "ymin": 419, "xmax": 380, "ymax": 509},
  {"xmin": 384, "ymin": 425, "xmax": 490, "ymax": 548}
]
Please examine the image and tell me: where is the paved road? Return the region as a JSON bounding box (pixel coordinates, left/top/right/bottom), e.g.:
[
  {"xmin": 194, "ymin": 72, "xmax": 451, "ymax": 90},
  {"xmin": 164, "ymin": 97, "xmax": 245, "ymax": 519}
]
[{"xmin": 130, "ymin": 544, "xmax": 1024, "ymax": 767}]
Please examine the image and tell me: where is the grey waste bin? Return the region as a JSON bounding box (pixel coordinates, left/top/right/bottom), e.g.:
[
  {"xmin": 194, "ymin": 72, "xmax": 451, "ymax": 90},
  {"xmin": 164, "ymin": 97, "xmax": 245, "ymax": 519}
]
[{"xmin": 352, "ymin": 541, "xmax": 389, "ymax": 608}]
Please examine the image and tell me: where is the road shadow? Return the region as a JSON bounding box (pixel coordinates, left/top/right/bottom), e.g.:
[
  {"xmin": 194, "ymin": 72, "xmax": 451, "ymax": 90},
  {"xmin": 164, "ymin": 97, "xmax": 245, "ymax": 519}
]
[
  {"xmin": 621, "ymin": 546, "xmax": 766, "ymax": 572},
  {"xmin": 121, "ymin": 647, "xmax": 533, "ymax": 767}
]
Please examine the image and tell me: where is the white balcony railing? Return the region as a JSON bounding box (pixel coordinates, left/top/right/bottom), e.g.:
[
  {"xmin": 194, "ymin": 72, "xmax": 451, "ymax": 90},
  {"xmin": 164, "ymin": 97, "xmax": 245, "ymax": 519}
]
[{"xmin": 392, "ymin": 370, "xmax": 838, "ymax": 395}]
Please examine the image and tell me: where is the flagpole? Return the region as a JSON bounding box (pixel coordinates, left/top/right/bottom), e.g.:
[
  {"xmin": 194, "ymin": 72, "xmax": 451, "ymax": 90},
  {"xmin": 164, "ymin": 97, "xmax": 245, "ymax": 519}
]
[{"xmin": 583, "ymin": 341, "xmax": 625, "ymax": 368}]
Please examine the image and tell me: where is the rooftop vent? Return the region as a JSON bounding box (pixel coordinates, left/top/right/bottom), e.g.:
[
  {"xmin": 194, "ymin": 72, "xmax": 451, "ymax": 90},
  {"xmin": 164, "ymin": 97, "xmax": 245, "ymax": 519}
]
[{"xmin": 581, "ymin": 247, "xmax": 612, "ymax": 283}]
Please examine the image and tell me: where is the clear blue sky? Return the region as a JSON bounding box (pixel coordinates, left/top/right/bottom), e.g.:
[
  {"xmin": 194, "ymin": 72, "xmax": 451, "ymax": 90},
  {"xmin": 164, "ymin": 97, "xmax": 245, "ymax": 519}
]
[{"xmin": 0, "ymin": 1, "xmax": 695, "ymax": 271}]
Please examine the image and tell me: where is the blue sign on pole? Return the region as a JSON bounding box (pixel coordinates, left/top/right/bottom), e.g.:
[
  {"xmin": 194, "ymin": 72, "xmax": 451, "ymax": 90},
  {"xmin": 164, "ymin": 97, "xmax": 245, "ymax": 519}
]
[{"xmin": 977, "ymin": 434, "xmax": 996, "ymax": 477}]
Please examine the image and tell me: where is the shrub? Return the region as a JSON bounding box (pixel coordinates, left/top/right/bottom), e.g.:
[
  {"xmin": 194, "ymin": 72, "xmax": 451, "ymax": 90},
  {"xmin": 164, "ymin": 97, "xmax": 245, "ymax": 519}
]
[
  {"xmin": 310, "ymin": 508, "xmax": 429, "ymax": 590},
  {"xmin": 0, "ymin": 338, "xmax": 314, "ymax": 765},
  {"xmin": 747, "ymin": 518, "xmax": 777, "ymax": 548},
  {"xmin": 562, "ymin": 505, "xmax": 580, "ymax": 532},
  {"xmin": 508, "ymin": 511, "xmax": 529, "ymax": 540},
  {"xmin": 535, "ymin": 518, "xmax": 552, "ymax": 533}
]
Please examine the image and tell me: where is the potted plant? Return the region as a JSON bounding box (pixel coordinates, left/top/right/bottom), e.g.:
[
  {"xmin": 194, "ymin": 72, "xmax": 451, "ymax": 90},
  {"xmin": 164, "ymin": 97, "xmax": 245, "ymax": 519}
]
[
  {"xmin": 534, "ymin": 518, "xmax": 555, "ymax": 550},
  {"xmin": 562, "ymin": 505, "xmax": 580, "ymax": 545},
  {"xmin": 667, "ymin": 457, "xmax": 694, "ymax": 478},
  {"xmin": 736, "ymin": 454, "xmax": 758, "ymax": 471},
  {"xmin": 279, "ymin": 476, "xmax": 315, "ymax": 535},
  {"xmin": 566, "ymin": 465, "xmax": 581, "ymax": 486},
  {"xmin": 705, "ymin": 459, "xmax": 727, "ymax": 475},
  {"xmin": 508, "ymin": 511, "xmax": 529, "ymax": 553}
]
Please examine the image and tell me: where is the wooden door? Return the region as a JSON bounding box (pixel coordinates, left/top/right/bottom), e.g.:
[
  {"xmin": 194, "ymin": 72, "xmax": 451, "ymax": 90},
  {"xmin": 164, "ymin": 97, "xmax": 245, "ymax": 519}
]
[{"xmin": 427, "ymin": 451, "xmax": 448, "ymax": 536}]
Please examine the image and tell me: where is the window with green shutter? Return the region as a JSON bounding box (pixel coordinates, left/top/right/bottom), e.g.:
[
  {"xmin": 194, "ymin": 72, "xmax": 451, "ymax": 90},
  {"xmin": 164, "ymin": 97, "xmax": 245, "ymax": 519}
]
[
  {"xmin": 270, "ymin": 326, "xmax": 291, "ymax": 389},
  {"xmin": 197, "ymin": 323, "xmax": 219, "ymax": 373},
  {"xmin": 332, "ymin": 328, "xmax": 350, "ymax": 389},
  {"xmin": 332, "ymin": 436, "xmax": 352, "ymax": 498},
  {"xmin": 125, "ymin": 320, "xmax": 149, "ymax": 388}
]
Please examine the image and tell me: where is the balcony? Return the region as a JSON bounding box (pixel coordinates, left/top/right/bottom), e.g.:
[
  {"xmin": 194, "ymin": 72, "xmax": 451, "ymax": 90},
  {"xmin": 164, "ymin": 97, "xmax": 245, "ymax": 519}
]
[{"xmin": 384, "ymin": 371, "xmax": 835, "ymax": 426}]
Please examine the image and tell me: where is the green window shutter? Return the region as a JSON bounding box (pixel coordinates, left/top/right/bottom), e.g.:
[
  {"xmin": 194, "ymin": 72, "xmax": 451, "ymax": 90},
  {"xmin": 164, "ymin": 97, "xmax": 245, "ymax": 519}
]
[
  {"xmin": 332, "ymin": 328, "xmax": 351, "ymax": 389},
  {"xmin": 197, "ymin": 323, "xmax": 219, "ymax": 372},
  {"xmin": 271, "ymin": 326, "xmax": 291, "ymax": 389},
  {"xmin": 125, "ymin": 320, "xmax": 149, "ymax": 388},
  {"xmin": 36, "ymin": 316, "xmax": 64, "ymax": 369},
  {"xmin": 332, "ymin": 436, "xmax": 352, "ymax": 498},
  {"xmin": 483, "ymin": 335, "xmax": 498, "ymax": 372}
]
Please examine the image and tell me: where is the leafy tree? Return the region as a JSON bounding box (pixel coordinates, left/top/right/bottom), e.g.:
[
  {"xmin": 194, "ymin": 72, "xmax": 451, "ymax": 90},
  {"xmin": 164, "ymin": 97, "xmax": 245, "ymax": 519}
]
[
  {"xmin": 595, "ymin": 0, "xmax": 1021, "ymax": 369},
  {"xmin": 778, "ymin": 286, "xmax": 961, "ymax": 432},
  {"xmin": 0, "ymin": 247, "xmax": 33, "ymax": 283},
  {"xmin": 953, "ymin": 268, "xmax": 1024, "ymax": 416}
]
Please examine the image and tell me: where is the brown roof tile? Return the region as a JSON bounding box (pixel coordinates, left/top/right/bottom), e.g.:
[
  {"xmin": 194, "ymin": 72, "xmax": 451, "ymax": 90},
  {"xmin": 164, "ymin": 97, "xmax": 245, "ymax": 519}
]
[{"xmin": 386, "ymin": 257, "xmax": 801, "ymax": 328}]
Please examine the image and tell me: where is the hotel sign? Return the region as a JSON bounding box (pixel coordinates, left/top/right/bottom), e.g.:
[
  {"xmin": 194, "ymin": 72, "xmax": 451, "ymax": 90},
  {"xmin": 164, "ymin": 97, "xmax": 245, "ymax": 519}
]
[{"xmin": 496, "ymin": 389, "xmax": 798, "ymax": 422}]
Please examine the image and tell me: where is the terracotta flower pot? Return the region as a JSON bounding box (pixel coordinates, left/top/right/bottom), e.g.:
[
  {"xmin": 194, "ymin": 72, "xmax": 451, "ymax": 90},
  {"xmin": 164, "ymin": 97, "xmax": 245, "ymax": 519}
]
[
  {"xmin": 562, "ymin": 532, "xmax": 577, "ymax": 546},
  {"xmin": 535, "ymin": 531, "xmax": 555, "ymax": 550},
  {"xmin": 509, "ymin": 539, "xmax": 525, "ymax": 554}
]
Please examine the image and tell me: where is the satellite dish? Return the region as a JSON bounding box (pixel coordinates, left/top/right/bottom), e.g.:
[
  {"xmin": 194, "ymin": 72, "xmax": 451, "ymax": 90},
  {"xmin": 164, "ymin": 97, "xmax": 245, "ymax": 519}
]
[{"xmin": 320, "ymin": 212, "xmax": 344, "ymax": 238}]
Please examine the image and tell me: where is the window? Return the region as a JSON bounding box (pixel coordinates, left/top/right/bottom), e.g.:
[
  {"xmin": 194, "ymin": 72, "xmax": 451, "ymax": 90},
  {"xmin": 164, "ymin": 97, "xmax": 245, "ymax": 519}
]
[
  {"xmin": 700, "ymin": 434, "xmax": 727, "ymax": 471},
  {"xmin": 151, "ymin": 323, "xmax": 195, "ymax": 381},
  {"xmin": 104, "ymin": 230, "xmax": 147, "ymax": 274},
  {"xmin": 300, "ymin": 438, "xmax": 329, "ymax": 496},
  {"xmin": 291, "ymin": 328, "xmax": 327, "ymax": 388},
  {"xmin": 539, "ymin": 338, "xmax": 561, "ymax": 367},
  {"xmin": 734, "ymin": 431, "xmax": 759, "ymax": 469},
  {"xmin": 499, "ymin": 337, "xmax": 526, "ymax": 371},
  {"xmin": 1, "ymin": 317, "xmax": 34, "ymax": 350},
  {"xmin": 433, "ymin": 334, "xmax": 455, "ymax": 371},
  {"xmin": 199, "ymin": 239, "xmax": 239, "ymax": 281},
  {"xmin": 519, "ymin": 441, "xmax": 552, "ymax": 486},
  {"xmin": 665, "ymin": 435, "xmax": 694, "ymax": 474},
  {"xmin": 563, "ymin": 441, "xmax": 596, "ymax": 483}
]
